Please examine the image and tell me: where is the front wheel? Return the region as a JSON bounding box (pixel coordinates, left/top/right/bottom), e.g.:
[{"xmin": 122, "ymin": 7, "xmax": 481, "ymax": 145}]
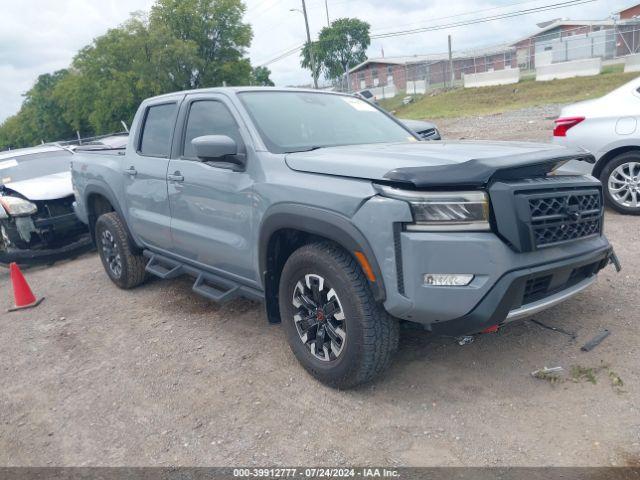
[
  {"xmin": 600, "ymin": 152, "xmax": 640, "ymax": 215},
  {"xmin": 278, "ymin": 242, "xmax": 399, "ymax": 389},
  {"xmin": 95, "ymin": 212, "xmax": 147, "ymax": 289}
]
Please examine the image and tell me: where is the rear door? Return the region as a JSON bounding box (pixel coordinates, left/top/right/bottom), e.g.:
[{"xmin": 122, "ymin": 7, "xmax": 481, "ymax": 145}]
[
  {"xmin": 123, "ymin": 99, "xmax": 180, "ymax": 250},
  {"xmin": 167, "ymin": 94, "xmax": 256, "ymax": 282}
]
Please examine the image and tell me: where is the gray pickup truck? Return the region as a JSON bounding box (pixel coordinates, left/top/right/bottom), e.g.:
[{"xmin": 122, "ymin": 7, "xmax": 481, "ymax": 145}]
[{"xmin": 71, "ymin": 87, "xmax": 618, "ymax": 388}]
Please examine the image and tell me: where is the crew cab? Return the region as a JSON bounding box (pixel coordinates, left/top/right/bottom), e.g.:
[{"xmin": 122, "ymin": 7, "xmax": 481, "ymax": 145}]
[{"xmin": 71, "ymin": 88, "xmax": 618, "ymax": 388}]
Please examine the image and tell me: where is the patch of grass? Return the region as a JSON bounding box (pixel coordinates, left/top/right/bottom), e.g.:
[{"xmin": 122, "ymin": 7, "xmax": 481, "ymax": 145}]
[
  {"xmin": 532, "ymin": 368, "xmax": 564, "ymax": 384},
  {"xmin": 380, "ymin": 70, "xmax": 639, "ymax": 120},
  {"xmin": 570, "ymin": 365, "xmax": 601, "ymax": 384},
  {"xmin": 609, "ymin": 370, "xmax": 625, "ymax": 393},
  {"xmin": 531, "ymin": 361, "xmax": 625, "ymax": 392}
]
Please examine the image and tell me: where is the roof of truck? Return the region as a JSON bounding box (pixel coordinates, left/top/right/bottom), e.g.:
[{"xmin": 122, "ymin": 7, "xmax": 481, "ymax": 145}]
[{"xmin": 146, "ymin": 86, "xmax": 342, "ymax": 102}]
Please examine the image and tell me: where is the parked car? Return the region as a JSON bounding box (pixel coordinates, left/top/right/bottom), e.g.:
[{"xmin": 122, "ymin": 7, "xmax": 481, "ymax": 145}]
[
  {"xmin": 72, "ymin": 88, "xmax": 618, "ymax": 388},
  {"xmin": 399, "ymin": 118, "xmax": 441, "ymax": 140},
  {"xmin": 355, "ymin": 89, "xmax": 441, "ymax": 140},
  {"xmin": 0, "ymin": 145, "xmax": 92, "ymax": 265},
  {"xmin": 554, "ymin": 76, "xmax": 640, "ymax": 215}
]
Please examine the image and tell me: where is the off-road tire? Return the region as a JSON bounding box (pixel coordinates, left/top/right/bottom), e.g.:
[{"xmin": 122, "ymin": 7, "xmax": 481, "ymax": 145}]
[
  {"xmin": 600, "ymin": 152, "xmax": 640, "ymax": 215},
  {"xmin": 95, "ymin": 212, "xmax": 147, "ymax": 289},
  {"xmin": 278, "ymin": 241, "xmax": 399, "ymax": 389}
]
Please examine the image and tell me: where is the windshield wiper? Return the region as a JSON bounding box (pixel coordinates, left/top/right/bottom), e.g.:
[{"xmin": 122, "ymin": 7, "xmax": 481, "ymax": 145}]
[{"xmin": 284, "ymin": 146, "xmax": 325, "ymax": 153}]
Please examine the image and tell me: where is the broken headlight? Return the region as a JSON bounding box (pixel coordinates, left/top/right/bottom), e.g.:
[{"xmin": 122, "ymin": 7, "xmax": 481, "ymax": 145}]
[
  {"xmin": 376, "ymin": 186, "xmax": 490, "ymax": 231},
  {"xmin": 0, "ymin": 196, "xmax": 37, "ymax": 217}
]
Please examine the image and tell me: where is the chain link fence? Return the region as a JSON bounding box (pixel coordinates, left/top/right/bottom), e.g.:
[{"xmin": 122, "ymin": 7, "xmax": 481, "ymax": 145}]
[{"xmin": 324, "ymin": 22, "xmax": 640, "ymax": 97}]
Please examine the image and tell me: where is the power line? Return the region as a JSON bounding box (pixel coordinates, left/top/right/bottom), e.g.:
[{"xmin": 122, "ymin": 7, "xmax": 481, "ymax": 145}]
[
  {"xmin": 256, "ymin": 0, "xmax": 599, "ymax": 66},
  {"xmin": 371, "ymin": 0, "xmax": 597, "ymax": 39},
  {"xmin": 370, "ymin": 0, "xmax": 573, "ymax": 35},
  {"xmin": 245, "ymin": 0, "xmax": 284, "ymax": 21}
]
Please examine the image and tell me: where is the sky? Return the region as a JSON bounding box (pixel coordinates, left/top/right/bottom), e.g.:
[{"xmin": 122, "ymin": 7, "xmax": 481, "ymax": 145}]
[{"xmin": 0, "ymin": 0, "xmax": 631, "ymax": 122}]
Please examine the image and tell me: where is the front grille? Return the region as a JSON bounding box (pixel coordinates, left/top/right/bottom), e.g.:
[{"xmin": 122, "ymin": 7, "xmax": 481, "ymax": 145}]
[
  {"xmin": 489, "ymin": 177, "xmax": 604, "ymax": 253},
  {"xmin": 526, "ymin": 190, "xmax": 602, "ymax": 249}
]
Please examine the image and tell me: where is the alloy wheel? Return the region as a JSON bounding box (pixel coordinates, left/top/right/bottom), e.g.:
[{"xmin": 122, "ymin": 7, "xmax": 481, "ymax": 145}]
[
  {"xmin": 292, "ymin": 273, "xmax": 347, "ymax": 362},
  {"xmin": 608, "ymin": 161, "xmax": 640, "ymax": 209},
  {"xmin": 100, "ymin": 229, "xmax": 123, "ymax": 278}
]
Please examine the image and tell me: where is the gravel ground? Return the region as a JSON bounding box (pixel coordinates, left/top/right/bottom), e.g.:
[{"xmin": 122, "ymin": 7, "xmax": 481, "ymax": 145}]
[
  {"xmin": 437, "ymin": 104, "xmax": 561, "ymax": 143},
  {"xmin": 1, "ymin": 105, "xmax": 639, "ymax": 467}
]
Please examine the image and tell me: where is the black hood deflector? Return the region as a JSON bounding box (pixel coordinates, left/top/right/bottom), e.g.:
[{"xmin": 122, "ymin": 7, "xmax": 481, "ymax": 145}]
[{"xmin": 383, "ymin": 150, "xmax": 595, "ymax": 188}]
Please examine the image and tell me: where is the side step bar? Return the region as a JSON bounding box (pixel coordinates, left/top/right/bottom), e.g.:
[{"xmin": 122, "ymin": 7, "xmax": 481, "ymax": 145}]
[
  {"xmin": 145, "ymin": 254, "xmax": 182, "ymax": 279},
  {"xmin": 193, "ymin": 273, "xmax": 240, "ymax": 304},
  {"xmin": 143, "ymin": 250, "xmax": 263, "ymax": 305}
]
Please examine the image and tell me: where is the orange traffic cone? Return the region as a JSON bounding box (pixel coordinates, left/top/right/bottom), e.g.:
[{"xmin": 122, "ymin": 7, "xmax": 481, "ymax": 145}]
[{"xmin": 7, "ymin": 262, "xmax": 44, "ymax": 312}]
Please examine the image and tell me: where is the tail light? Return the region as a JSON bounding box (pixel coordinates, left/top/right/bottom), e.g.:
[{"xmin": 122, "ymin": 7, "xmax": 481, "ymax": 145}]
[{"xmin": 554, "ymin": 117, "xmax": 585, "ymax": 137}]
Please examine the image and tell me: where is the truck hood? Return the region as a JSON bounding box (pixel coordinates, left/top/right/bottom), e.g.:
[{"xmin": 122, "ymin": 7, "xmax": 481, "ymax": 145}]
[
  {"xmin": 2, "ymin": 171, "xmax": 73, "ymax": 200},
  {"xmin": 285, "ymin": 141, "xmax": 592, "ymax": 188}
]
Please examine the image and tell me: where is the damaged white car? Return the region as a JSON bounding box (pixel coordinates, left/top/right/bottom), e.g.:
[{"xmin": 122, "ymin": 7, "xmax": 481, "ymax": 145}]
[{"xmin": 0, "ymin": 145, "xmax": 91, "ymax": 265}]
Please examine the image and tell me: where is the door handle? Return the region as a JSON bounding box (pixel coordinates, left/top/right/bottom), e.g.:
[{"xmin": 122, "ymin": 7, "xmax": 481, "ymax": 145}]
[
  {"xmin": 167, "ymin": 172, "xmax": 184, "ymax": 182},
  {"xmin": 124, "ymin": 166, "xmax": 137, "ymax": 177}
]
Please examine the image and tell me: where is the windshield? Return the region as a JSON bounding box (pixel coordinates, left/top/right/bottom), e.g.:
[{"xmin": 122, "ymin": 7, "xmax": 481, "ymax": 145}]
[
  {"xmin": 238, "ymin": 91, "xmax": 416, "ymax": 153},
  {"xmin": 0, "ymin": 150, "xmax": 73, "ymax": 185}
]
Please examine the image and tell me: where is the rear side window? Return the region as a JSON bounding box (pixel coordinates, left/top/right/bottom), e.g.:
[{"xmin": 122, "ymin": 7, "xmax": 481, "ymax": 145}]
[
  {"xmin": 139, "ymin": 103, "xmax": 177, "ymax": 157},
  {"xmin": 182, "ymin": 101, "xmax": 241, "ymax": 159}
]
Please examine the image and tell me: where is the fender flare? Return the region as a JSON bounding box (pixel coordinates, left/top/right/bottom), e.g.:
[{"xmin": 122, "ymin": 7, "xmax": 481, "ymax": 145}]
[
  {"xmin": 258, "ymin": 203, "xmax": 386, "ymax": 302},
  {"xmin": 83, "ymin": 183, "xmax": 141, "ymax": 250}
]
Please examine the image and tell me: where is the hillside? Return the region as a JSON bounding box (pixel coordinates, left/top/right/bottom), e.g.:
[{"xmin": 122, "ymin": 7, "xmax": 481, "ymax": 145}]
[{"xmin": 379, "ymin": 67, "xmax": 639, "ymax": 120}]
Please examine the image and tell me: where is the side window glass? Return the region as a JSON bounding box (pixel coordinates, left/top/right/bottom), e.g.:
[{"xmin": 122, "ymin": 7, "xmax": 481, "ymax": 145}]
[
  {"xmin": 183, "ymin": 101, "xmax": 241, "ymax": 159},
  {"xmin": 139, "ymin": 103, "xmax": 177, "ymax": 157}
]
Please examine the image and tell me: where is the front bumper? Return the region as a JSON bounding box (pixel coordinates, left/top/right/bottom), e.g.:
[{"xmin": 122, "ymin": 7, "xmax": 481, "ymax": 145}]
[
  {"xmin": 0, "ymin": 197, "xmax": 92, "ymax": 266},
  {"xmin": 0, "ymin": 233, "xmax": 93, "ymax": 266},
  {"xmin": 351, "ymin": 195, "xmax": 614, "ymax": 332},
  {"xmin": 429, "ymin": 245, "xmax": 613, "ymax": 336}
]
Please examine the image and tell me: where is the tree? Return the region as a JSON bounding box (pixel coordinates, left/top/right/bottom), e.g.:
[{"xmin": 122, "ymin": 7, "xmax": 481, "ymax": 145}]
[
  {"xmin": 300, "ymin": 41, "xmax": 322, "ymax": 85},
  {"xmin": 0, "ymin": 70, "xmax": 76, "ymax": 149},
  {"xmin": 54, "ymin": 13, "xmax": 201, "ymax": 134},
  {"xmin": 1, "ymin": 0, "xmax": 256, "ymax": 148},
  {"xmin": 150, "ymin": 0, "xmax": 253, "ymax": 88},
  {"xmin": 251, "ymin": 66, "xmax": 274, "ymax": 86},
  {"xmin": 300, "ymin": 18, "xmax": 370, "ymax": 86}
]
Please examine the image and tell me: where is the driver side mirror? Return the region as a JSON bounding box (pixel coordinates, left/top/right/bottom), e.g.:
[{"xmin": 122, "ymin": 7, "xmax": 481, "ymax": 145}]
[
  {"xmin": 192, "ymin": 135, "xmax": 246, "ymax": 171},
  {"xmin": 192, "ymin": 135, "xmax": 238, "ymax": 160}
]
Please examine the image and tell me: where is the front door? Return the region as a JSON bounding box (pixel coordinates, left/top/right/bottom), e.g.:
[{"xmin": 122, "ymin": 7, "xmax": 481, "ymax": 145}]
[
  {"xmin": 123, "ymin": 100, "xmax": 180, "ymax": 250},
  {"xmin": 167, "ymin": 95, "xmax": 255, "ymax": 282}
]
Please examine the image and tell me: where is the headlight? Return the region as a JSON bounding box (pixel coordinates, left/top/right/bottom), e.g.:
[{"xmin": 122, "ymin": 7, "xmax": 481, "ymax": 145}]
[
  {"xmin": 377, "ymin": 186, "xmax": 490, "ymax": 231},
  {"xmin": 0, "ymin": 196, "xmax": 37, "ymax": 217}
]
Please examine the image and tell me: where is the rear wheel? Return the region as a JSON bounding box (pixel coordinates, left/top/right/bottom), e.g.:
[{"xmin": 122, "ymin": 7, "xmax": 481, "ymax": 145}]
[
  {"xmin": 278, "ymin": 242, "xmax": 399, "ymax": 389},
  {"xmin": 600, "ymin": 152, "xmax": 640, "ymax": 215},
  {"xmin": 95, "ymin": 212, "xmax": 147, "ymax": 289}
]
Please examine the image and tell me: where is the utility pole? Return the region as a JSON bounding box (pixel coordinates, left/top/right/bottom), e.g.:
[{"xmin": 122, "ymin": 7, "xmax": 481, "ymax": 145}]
[
  {"xmin": 325, "ymin": 0, "xmax": 330, "ymax": 27},
  {"xmin": 448, "ymin": 34, "xmax": 454, "ymax": 87},
  {"xmin": 301, "ymin": 0, "xmax": 318, "ymax": 89}
]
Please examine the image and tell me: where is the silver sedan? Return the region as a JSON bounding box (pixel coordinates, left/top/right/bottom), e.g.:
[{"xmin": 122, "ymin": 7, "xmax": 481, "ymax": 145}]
[{"xmin": 554, "ymin": 76, "xmax": 640, "ymax": 215}]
